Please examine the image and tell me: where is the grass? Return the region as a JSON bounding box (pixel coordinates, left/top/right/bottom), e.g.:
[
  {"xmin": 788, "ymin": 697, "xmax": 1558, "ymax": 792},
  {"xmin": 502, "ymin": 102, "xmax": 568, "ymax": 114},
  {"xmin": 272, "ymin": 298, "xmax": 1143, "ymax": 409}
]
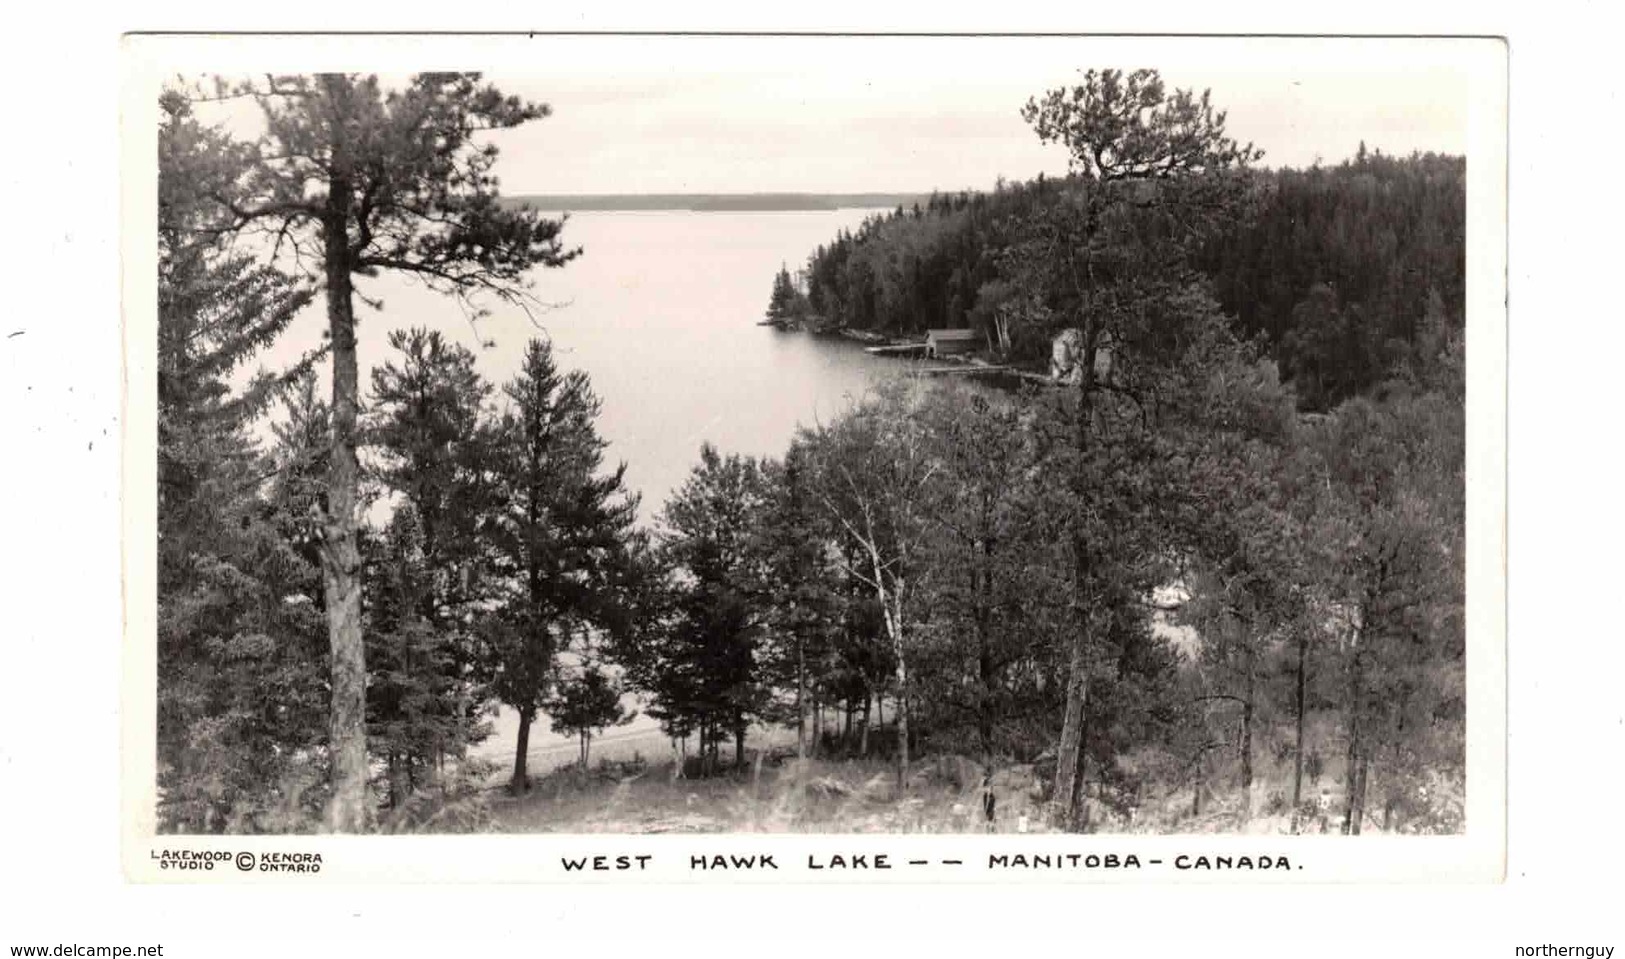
[
  {"xmin": 476, "ymin": 712, "xmax": 1464, "ymax": 835},
  {"xmin": 487, "ymin": 749, "xmax": 1069, "ymax": 834}
]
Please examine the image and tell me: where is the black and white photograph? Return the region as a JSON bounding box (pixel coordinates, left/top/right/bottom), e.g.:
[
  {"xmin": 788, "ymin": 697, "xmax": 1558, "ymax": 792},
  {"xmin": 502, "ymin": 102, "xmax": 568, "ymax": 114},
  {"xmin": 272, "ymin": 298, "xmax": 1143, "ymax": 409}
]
[
  {"xmin": 26, "ymin": 6, "xmax": 1625, "ymax": 955},
  {"xmin": 122, "ymin": 34, "xmax": 1505, "ymax": 877}
]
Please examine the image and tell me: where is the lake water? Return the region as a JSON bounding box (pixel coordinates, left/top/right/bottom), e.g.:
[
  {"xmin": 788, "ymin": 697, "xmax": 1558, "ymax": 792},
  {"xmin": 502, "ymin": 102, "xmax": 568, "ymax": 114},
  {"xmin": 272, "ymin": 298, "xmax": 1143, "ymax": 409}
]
[
  {"xmin": 263, "ymin": 208, "xmax": 897, "ymax": 523},
  {"xmin": 257, "ymin": 209, "xmax": 898, "ymax": 775}
]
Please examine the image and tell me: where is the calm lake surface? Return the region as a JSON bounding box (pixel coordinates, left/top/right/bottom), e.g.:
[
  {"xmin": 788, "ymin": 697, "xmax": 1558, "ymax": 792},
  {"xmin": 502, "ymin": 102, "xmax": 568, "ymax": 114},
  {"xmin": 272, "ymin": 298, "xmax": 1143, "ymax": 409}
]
[
  {"xmin": 265, "ymin": 208, "xmax": 896, "ymax": 523},
  {"xmin": 259, "ymin": 209, "xmax": 898, "ymax": 772}
]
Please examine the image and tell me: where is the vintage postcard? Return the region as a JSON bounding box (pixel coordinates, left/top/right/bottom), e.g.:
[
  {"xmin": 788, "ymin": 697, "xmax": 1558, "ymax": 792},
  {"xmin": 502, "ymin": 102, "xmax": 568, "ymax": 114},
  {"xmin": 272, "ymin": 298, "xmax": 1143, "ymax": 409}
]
[{"xmin": 120, "ymin": 32, "xmax": 1507, "ymax": 883}]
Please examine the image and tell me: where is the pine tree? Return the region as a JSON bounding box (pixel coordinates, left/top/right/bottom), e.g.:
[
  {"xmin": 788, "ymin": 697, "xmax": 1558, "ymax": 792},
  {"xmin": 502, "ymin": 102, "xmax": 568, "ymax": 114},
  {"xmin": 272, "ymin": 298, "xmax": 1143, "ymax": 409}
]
[
  {"xmin": 765, "ymin": 263, "xmax": 804, "ymax": 326},
  {"xmin": 545, "ymin": 662, "xmax": 636, "ymax": 769},
  {"xmin": 1017, "ymin": 68, "xmax": 1262, "ymax": 830},
  {"xmin": 1310, "ymin": 382, "xmax": 1463, "ymax": 834},
  {"xmin": 757, "ymin": 445, "xmax": 841, "ymax": 758},
  {"xmin": 192, "ymin": 73, "xmax": 580, "ymax": 829},
  {"xmin": 156, "ymin": 92, "xmax": 329, "ymax": 832},
  {"xmin": 364, "ymin": 329, "xmax": 498, "ymax": 804},
  {"xmin": 368, "ymin": 328, "xmax": 494, "ymax": 623},
  {"xmin": 482, "ymin": 339, "xmax": 639, "ymax": 792},
  {"xmin": 642, "ymin": 444, "xmax": 773, "ymax": 773}
]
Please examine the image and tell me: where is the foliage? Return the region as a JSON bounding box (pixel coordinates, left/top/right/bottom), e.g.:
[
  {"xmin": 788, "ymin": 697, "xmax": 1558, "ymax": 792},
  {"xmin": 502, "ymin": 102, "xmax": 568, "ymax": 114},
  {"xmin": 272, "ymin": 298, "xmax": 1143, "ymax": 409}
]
[
  {"xmin": 906, "ymin": 386, "xmax": 1063, "ymax": 759},
  {"xmin": 364, "ymin": 328, "xmax": 499, "ymax": 806},
  {"xmin": 362, "ymin": 504, "xmax": 492, "ymax": 808},
  {"xmin": 631, "ymin": 444, "xmax": 775, "ymax": 771},
  {"xmin": 480, "ymin": 338, "xmax": 641, "ymax": 786},
  {"xmin": 546, "ymin": 663, "xmax": 637, "ymax": 766},
  {"xmin": 185, "ymin": 71, "xmax": 581, "ymax": 831},
  {"xmin": 156, "ymin": 94, "xmax": 328, "ymax": 833},
  {"xmin": 211, "ymin": 73, "xmax": 581, "ymax": 311},
  {"xmin": 155, "ymin": 68, "xmax": 1467, "ymax": 837},
  {"xmin": 798, "ymin": 148, "xmax": 1461, "ymax": 411},
  {"xmin": 368, "ymin": 327, "xmax": 495, "ymax": 614},
  {"xmin": 764, "ymin": 263, "xmax": 811, "ymax": 325}
]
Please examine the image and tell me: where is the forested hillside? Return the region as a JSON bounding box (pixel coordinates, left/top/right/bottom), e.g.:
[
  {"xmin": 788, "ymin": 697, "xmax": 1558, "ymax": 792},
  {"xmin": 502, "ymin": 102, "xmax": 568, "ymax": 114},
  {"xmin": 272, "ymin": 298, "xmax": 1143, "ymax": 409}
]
[{"xmin": 789, "ymin": 147, "xmax": 1464, "ymax": 411}]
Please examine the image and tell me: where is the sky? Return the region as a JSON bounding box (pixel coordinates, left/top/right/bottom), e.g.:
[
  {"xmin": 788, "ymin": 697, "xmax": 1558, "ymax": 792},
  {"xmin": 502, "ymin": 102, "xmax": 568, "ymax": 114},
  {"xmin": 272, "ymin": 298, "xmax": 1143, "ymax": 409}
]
[
  {"xmin": 183, "ymin": 35, "xmax": 1476, "ymax": 196},
  {"xmin": 476, "ymin": 36, "xmax": 1472, "ymax": 195}
]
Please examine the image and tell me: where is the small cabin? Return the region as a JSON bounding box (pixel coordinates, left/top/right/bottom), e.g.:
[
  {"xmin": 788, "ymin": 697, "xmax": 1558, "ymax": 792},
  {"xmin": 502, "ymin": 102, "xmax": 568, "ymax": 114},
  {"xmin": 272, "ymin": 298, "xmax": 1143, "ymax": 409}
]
[{"xmin": 925, "ymin": 328, "xmax": 979, "ymax": 359}]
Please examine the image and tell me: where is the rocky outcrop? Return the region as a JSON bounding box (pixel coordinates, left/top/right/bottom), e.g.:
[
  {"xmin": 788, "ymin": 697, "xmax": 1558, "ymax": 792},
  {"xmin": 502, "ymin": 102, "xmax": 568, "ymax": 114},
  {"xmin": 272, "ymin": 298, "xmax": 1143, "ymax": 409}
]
[{"xmin": 1050, "ymin": 328, "xmax": 1113, "ymax": 385}]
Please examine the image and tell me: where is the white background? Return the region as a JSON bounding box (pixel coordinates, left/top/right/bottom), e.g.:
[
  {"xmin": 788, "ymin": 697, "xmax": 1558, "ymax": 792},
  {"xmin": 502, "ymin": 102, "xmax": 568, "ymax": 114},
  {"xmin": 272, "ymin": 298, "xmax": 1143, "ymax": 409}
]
[{"xmin": 1, "ymin": 3, "xmax": 1618, "ymax": 956}]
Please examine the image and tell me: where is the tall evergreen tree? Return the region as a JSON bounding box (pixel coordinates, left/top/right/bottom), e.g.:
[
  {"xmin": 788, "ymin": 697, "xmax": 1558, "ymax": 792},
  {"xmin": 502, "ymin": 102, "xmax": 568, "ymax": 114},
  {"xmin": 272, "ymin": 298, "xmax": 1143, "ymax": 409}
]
[
  {"xmin": 362, "ymin": 503, "xmax": 491, "ymax": 808},
  {"xmin": 757, "ymin": 446, "xmax": 841, "ymax": 757},
  {"xmin": 482, "ymin": 339, "xmax": 638, "ymax": 792},
  {"xmin": 644, "ymin": 444, "xmax": 774, "ymax": 773},
  {"xmin": 1016, "ymin": 68, "xmax": 1261, "ymax": 830},
  {"xmin": 195, "ymin": 74, "xmax": 580, "ymax": 829},
  {"xmin": 1310, "ymin": 379, "xmax": 1464, "ymax": 834},
  {"xmin": 368, "ymin": 327, "xmax": 495, "ymax": 625},
  {"xmin": 157, "ymin": 92, "xmax": 328, "ymax": 832},
  {"xmin": 364, "ymin": 328, "xmax": 498, "ymax": 804},
  {"xmin": 764, "ymin": 263, "xmax": 805, "ymax": 325}
]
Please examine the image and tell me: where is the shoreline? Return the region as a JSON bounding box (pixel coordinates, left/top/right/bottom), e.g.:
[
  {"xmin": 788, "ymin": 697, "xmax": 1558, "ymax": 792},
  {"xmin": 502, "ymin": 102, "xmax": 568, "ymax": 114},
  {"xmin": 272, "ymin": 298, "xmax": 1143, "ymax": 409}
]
[{"xmin": 764, "ymin": 318, "xmax": 1056, "ymax": 386}]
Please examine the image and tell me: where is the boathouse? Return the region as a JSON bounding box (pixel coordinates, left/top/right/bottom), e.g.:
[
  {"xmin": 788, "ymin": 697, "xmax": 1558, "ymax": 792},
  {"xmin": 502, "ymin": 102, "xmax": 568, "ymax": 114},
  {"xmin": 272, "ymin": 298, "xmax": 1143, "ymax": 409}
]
[{"xmin": 925, "ymin": 328, "xmax": 978, "ymax": 359}]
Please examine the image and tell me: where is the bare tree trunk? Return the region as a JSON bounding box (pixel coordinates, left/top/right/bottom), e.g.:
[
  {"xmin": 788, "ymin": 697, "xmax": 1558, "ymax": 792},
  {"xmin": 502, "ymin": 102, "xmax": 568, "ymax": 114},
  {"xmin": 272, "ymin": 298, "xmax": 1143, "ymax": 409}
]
[
  {"xmin": 889, "ymin": 600, "xmax": 911, "ymax": 789},
  {"xmin": 1344, "ymin": 612, "xmax": 1367, "ymax": 836},
  {"xmin": 580, "ymin": 730, "xmax": 590, "ymax": 770},
  {"xmin": 1241, "ymin": 660, "xmax": 1255, "ymax": 822},
  {"xmin": 321, "ymin": 205, "xmax": 369, "ymax": 834},
  {"xmin": 1343, "ymin": 730, "xmax": 1362, "ymax": 835},
  {"xmin": 1052, "ymin": 606, "xmax": 1090, "ymax": 831},
  {"xmin": 977, "ymin": 602, "xmax": 996, "ymax": 763},
  {"xmin": 386, "ymin": 752, "xmax": 401, "ymax": 810},
  {"xmin": 1026, "ymin": 183, "xmax": 1110, "ymax": 830},
  {"xmin": 861, "ymin": 694, "xmax": 872, "ymax": 757},
  {"xmin": 734, "ymin": 720, "xmax": 746, "ymax": 770},
  {"xmin": 1052, "ymin": 352, "xmax": 1098, "ymax": 832},
  {"xmin": 811, "ymin": 693, "xmax": 822, "ymax": 758},
  {"xmin": 1078, "ymin": 706, "xmax": 1092, "ymax": 832},
  {"xmin": 511, "ymin": 707, "xmax": 534, "ymax": 793},
  {"xmin": 1291, "ymin": 635, "xmax": 1308, "ymax": 832},
  {"xmin": 1352, "ymin": 754, "xmax": 1370, "ymax": 835},
  {"xmin": 796, "ymin": 633, "xmax": 808, "ymax": 760}
]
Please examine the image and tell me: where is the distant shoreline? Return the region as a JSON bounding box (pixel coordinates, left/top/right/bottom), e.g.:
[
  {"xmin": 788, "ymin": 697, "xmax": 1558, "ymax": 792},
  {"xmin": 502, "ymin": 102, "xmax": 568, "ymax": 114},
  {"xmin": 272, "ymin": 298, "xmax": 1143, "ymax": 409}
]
[{"xmin": 503, "ymin": 192, "xmax": 934, "ymax": 213}]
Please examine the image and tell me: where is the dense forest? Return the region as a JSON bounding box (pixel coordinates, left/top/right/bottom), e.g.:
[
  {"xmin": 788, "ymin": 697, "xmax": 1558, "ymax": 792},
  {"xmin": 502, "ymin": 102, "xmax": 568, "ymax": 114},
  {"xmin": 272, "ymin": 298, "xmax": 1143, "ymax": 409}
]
[
  {"xmin": 785, "ymin": 145, "xmax": 1463, "ymax": 411},
  {"xmin": 157, "ymin": 69, "xmax": 1464, "ymax": 836}
]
